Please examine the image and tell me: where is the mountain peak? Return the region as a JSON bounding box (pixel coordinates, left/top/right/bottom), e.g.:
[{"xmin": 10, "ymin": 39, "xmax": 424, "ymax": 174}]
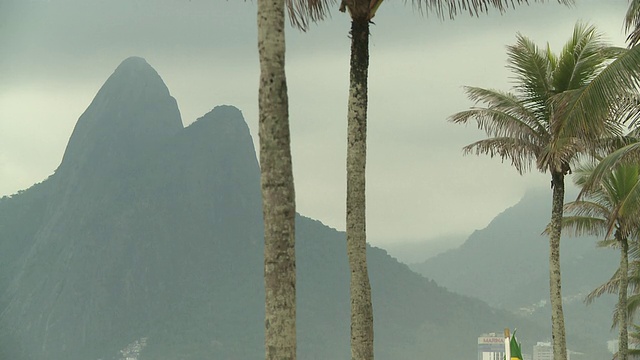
[
  {"xmin": 107, "ymin": 56, "xmax": 169, "ymax": 94},
  {"xmin": 116, "ymin": 56, "xmax": 152, "ymax": 69},
  {"xmin": 186, "ymin": 105, "xmax": 248, "ymax": 136},
  {"xmin": 205, "ymin": 105, "xmax": 244, "ymax": 120},
  {"xmin": 56, "ymin": 57, "xmax": 183, "ymax": 180}
]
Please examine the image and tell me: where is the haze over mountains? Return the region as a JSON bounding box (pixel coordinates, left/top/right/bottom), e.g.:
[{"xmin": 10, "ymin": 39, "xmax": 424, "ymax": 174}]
[
  {"xmin": 383, "ymin": 234, "xmax": 466, "ymax": 264},
  {"xmin": 0, "ymin": 57, "xmax": 611, "ymax": 359},
  {"xmin": 412, "ymin": 189, "xmax": 620, "ymax": 345}
]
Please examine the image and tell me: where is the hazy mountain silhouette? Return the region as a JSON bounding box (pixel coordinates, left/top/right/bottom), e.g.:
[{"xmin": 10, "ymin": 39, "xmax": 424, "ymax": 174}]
[
  {"xmin": 382, "ymin": 234, "xmax": 467, "ymax": 264},
  {"xmin": 0, "ymin": 57, "xmax": 610, "ymax": 360},
  {"xmin": 411, "ymin": 189, "xmax": 619, "ymax": 344}
]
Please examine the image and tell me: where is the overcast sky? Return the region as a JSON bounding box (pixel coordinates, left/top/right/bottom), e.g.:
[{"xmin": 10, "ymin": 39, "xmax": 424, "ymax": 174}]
[{"xmin": 0, "ymin": 0, "xmax": 631, "ymax": 247}]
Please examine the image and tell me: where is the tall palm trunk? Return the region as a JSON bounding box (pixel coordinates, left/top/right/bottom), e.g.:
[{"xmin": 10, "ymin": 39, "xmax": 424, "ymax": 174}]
[
  {"xmin": 257, "ymin": 0, "xmax": 296, "ymax": 359},
  {"xmin": 618, "ymin": 233, "xmax": 629, "ymax": 360},
  {"xmin": 549, "ymin": 171, "xmax": 567, "ymax": 360},
  {"xmin": 346, "ymin": 16, "xmax": 374, "ymax": 360}
]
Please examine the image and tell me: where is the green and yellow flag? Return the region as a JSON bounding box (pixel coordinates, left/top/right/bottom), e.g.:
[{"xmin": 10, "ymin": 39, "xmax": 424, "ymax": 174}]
[{"xmin": 510, "ymin": 330, "xmax": 523, "ymax": 360}]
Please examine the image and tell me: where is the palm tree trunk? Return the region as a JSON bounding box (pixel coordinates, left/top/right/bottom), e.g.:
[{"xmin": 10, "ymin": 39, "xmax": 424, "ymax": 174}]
[
  {"xmin": 257, "ymin": 0, "xmax": 296, "ymax": 358},
  {"xmin": 549, "ymin": 171, "xmax": 567, "ymax": 360},
  {"xmin": 619, "ymin": 234, "xmax": 629, "ymax": 360},
  {"xmin": 346, "ymin": 16, "xmax": 374, "ymax": 360}
]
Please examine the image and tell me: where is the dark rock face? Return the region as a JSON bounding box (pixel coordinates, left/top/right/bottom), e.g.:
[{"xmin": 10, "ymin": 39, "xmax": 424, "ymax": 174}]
[{"xmin": 0, "ymin": 58, "xmax": 607, "ymax": 360}]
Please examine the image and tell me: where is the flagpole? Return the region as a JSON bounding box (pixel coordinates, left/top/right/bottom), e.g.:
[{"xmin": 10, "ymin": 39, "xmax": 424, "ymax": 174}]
[{"xmin": 504, "ymin": 328, "xmax": 511, "ymax": 360}]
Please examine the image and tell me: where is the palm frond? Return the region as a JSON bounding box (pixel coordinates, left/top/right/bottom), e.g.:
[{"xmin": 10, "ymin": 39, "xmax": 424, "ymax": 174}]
[
  {"xmin": 628, "ymin": 293, "xmax": 640, "ymax": 321},
  {"xmin": 558, "ymin": 215, "xmax": 606, "ymax": 237},
  {"xmin": 562, "ymin": 198, "xmax": 607, "ymax": 218},
  {"xmin": 613, "ymin": 167, "xmax": 640, "ymax": 234},
  {"xmin": 629, "ymin": 323, "xmax": 640, "ymax": 343},
  {"xmin": 555, "ymin": 45, "xmax": 640, "ymax": 141},
  {"xmin": 463, "ymin": 86, "xmax": 538, "ymax": 119},
  {"xmin": 625, "ymin": 0, "xmax": 640, "ymax": 46},
  {"xmin": 629, "ymin": 256, "xmax": 640, "ymax": 278},
  {"xmin": 596, "ymin": 238, "xmax": 617, "ymax": 248},
  {"xmin": 450, "ymin": 86, "xmax": 546, "ymax": 140},
  {"xmin": 573, "ymin": 161, "xmax": 640, "ymax": 238},
  {"xmin": 611, "ymin": 93, "xmax": 640, "ymax": 129},
  {"xmin": 409, "ymin": 0, "xmax": 573, "ymax": 20},
  {"xmin": 461, "ymin": 137, "xmax": 538, "ymax": 174},
  {"xmin": 285, "ymin": 0, "xmax": 335, "ymax": 31},
  {"xmin": 581, "ymin": 142, "xmax": 640, "ymax": 197},
  {"xmin": 586, "ymin": 267, "xmax": 620, "ymax": 304},
  {"xmin": 553, "ymin": 22, "xmax": 610, "ymax": 92},
  {"xmin": 451, "ymin": 109, "xmax": 541, "ymax": 143},
  {"xmin": 590, "ymin": 135, "xmax": 640, "ymax": 160},
  {"xmin": 630, "ymin": 258, "xmax": 640, "ymax": 272},
  {"xmin": 507, "ymin": 33, "xmax": 553, "ymax": 113}
]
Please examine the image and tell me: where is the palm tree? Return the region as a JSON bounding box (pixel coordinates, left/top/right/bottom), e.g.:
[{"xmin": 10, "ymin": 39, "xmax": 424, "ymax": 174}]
[
  {"xmin": 258, "ymin": 0, "xmax": 297, "ymax": 359},
  {"xmin": 284, "ymin": 1, "xmax": 572, "ymax": 359},
  {"xmin": 563, "ymin": 162, "xmax": 640, "ymax": 360},
  {"xmin": 449, "ymin": 23, "xmax": 628, "ymax": 360}
]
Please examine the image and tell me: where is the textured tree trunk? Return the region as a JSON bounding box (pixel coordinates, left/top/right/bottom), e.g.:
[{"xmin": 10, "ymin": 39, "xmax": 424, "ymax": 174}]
[
  {"xmin": 346, "ymin": 17, "xmax": 374, "ymax": 360},
  {"xmin": 549, "ymin": 171, "xmax": 567, "ymax": 360},
  {"xmin": 257, "ymin": 0, "xmax": 296, "ymax": 359},
  {"xmin": 618, "ymin": 234, "xmax": 629, "ymax": 360}
]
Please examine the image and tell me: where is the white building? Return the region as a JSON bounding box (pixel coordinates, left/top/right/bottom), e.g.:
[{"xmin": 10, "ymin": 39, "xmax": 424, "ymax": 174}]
[
  {"xmin": 478, "ymin": 333, "xmax": 506, "ymax": 360},
  {"xmin": 533, "ymin": 342, "xmax": 553, "ymax": 360},
  {"xmin": 533, "ymin": 342, "xmax": 572, "ymax": 360}
]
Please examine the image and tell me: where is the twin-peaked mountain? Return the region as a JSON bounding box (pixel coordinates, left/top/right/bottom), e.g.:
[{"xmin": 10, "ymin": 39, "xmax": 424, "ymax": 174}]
[{"xmin": 0, "ymin": 57, "xmax": 609, "ymax": 359}]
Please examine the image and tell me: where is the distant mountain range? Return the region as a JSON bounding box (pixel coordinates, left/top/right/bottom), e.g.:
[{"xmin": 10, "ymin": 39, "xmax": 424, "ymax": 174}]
[
  {"xmin": 0, "ymin": 57, "xmax": 611, "ymax": 359},
  {"xmin": 411, "ymin": 188, "xmax": 620, "ymax": 346}
]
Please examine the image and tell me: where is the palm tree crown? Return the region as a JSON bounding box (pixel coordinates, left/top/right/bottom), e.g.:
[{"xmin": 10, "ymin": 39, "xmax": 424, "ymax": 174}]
[
  {"xmin": 450, "ymin": 23, "xmax": 623, "ymax": 175},
  {"xmin": 564, "ymin": 162, "xmax": 640, "ymax": 248}
]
